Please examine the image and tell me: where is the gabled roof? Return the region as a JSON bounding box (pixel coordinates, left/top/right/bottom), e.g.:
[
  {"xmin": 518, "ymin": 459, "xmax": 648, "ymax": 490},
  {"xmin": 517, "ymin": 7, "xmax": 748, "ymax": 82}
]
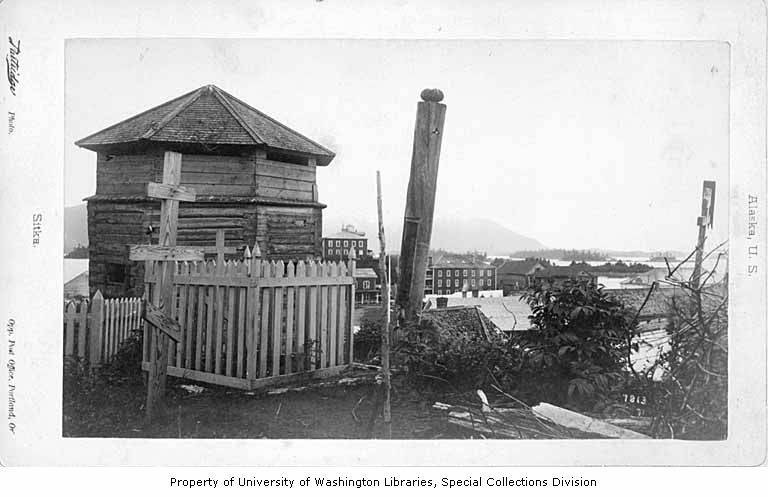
[
  {"xmin": 75, "ymin": 84, "xmax": 335, "ymax": 165},
  {"xmin": 424, "ymin": 295, "xmax": 533, "ymax": 332},
  {"xmin": 354, "ymin": 268, "xmax": 378, "ymax": 279},
  {"xmin": 326, "ymin": 230, "xmax": 367, "ymax": 239},
  {"xmin": 532, "ymin": 266, "xmax": 594, "ymax": 278},
  {"xmin": 498, "ymin": 258, "xmax": 546, "ymax": 275},
  {"xmin": 422, "ymin": 306, "xmax": 500, "ymax": 339}
]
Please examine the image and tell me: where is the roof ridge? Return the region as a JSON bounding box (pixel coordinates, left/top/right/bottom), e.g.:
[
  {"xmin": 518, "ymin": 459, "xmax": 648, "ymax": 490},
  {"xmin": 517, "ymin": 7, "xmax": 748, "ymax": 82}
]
[
  {"xmin": 74, "ymin": 86, "xmax": 203, "ymax": 147},
  {"xmin": 212, "ymin": 85, "xmax": 335, "ymax": 157},
  {"xmin": 209, "ymin": 85, "xmax": 266, "ymax": 145}
]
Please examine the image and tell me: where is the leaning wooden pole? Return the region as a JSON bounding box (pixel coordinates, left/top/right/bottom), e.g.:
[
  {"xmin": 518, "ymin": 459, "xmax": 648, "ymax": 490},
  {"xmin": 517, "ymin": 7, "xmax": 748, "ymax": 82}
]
[
  {"xmin": 692, "ymin": 180, "xmax": 716, "ymax": 289},
  {"xmin": 397, "ymin": 89, "xmax": 447, "ymax": 321},
  {"xmin": 376, "ymin": 171, "xmax": 392, "ymax": 438}
]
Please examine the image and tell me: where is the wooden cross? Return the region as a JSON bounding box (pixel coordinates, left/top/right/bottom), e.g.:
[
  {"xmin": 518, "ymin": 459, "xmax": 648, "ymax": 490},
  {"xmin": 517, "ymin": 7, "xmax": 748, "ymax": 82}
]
[{"xmin": 129, "ymin": 151, "xmax": 203, "ymax": 421}]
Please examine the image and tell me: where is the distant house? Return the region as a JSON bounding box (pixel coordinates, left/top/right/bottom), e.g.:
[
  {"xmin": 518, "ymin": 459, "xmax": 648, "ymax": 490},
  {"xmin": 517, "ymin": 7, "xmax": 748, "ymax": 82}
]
[
  {"xmin": 620, "ymin": 266, "xmax": 725, "ymax": 288},
  {"xmin": 530, "ymin": 266, "xmax": 597, "ymax": 287},
  {"xmin": 323, "ymin": 224, "xmax": 369, "ymax": 261},
  {"xmin": 64, "ymin": 271, "xmax": 90, "ymax": 299},
  {"xmin": 425, "ymin": 258, "xmax": 497, "ymax": 296},
  {"xmin": 496, "ymin": 258, "xmax": 548, "ymax": 294},
  {"xmin": 354, "ymin": 267, "xmax": 380, "ymax": 304}
]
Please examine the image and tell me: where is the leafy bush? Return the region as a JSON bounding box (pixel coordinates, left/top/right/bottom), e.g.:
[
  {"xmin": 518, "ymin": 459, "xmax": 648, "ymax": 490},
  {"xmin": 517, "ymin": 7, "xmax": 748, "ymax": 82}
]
[
  {"xmin": 650, "ymin": 284, "xmax": 728, "ymax": 439},
  {"xmin": 354, "ymin": 308, "xmax": 385, "ymax": 363},
  {"xmin": 396, "ymin": 321, "xmax": 522, "ymax": 393},
  {"xmin": 514, "ymin": 279, "xmax": 633, "ymax": 409}
]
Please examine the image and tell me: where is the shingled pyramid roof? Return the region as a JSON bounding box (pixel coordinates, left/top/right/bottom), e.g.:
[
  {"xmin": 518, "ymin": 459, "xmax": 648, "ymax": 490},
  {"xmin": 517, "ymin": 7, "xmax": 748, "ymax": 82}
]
[{"xmin": 75, "ymin": 84, "xmax": 335, "ymax": 165}]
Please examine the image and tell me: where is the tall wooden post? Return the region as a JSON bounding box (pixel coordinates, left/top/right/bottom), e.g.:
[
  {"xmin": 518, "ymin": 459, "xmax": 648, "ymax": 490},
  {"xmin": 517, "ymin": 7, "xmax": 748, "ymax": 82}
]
[
  {"xmin": 376, "ymin": 171, "xmax": 392, "ymax": 438},
  {"xmin": 129, "ymin": 151, "xmax": 203, "ymax": 421},
  {"xmin": 692, "ymin": 180, "xmax": 716, "ymax": 289},
  {"xmin": 397, "ymin": 89, "xmax": 447, "ymax": 321}
]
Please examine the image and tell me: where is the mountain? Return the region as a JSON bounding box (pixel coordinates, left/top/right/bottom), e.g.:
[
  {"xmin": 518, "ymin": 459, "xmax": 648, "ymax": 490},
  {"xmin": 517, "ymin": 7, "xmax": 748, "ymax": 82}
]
[
  {"xmin": 64, "ymin": 203, "xmax": 88, "ymax": 252},
  {"xmin": 324, "ymin": 216, "xmax": 545, "ymax": 255},
  {"xmin": 64, "ymin": 203, "xmax": 544, "ymax": 256}
]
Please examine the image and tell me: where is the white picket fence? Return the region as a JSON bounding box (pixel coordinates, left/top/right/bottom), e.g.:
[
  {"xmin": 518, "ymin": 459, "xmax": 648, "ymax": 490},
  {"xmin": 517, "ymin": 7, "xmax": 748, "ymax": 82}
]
[{"xmin": 63, "ymin": 292, "xmax": 143, "ymax": 367}]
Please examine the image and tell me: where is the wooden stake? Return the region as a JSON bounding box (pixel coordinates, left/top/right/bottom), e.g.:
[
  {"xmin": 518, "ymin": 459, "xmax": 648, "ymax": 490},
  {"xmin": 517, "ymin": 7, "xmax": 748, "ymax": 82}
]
[
  {"xmin": 376, "ymin": 171, "xmax": 392, "ymax": 439},
  {"xmin": 397, "ymin": 89, "xmax": 447, "ymax": 321}
]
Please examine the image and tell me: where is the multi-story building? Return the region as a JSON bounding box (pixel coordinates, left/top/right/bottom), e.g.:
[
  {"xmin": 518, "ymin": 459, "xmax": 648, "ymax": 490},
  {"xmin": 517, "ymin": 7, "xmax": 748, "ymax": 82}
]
[
  {"xmin": 322, "ymin": 224, "xmax": 368, "ymax": 260},
  {"xmin": 425, "ymin": 260, "xmax": 497, "ymax": 296},
  {"xmin": 496, "ymin": 258, "xmax": 549, "ymax": 294}
]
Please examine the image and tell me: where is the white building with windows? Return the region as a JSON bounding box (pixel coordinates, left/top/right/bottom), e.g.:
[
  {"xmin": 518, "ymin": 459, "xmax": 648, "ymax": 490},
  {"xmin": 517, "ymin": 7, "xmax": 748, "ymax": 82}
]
[{"xmin": 322, "ymin": 224, "xmax": 369, "ymax": 260}]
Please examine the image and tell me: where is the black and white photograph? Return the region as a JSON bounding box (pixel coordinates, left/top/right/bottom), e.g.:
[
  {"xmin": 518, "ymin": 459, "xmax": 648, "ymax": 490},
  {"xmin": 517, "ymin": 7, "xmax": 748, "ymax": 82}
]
[
  {"xmin": 61, "ymin": 38, "xmax": 729, "ymax": 441},
  {"xmin": 0, "ymin": 0, "xmax": 766, "ymax": 479}
]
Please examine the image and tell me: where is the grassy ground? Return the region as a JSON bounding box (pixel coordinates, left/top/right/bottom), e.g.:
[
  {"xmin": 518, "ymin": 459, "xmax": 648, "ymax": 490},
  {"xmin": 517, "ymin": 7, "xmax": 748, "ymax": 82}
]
[{"xmin": 63, "ymin": 368, "xmax": 471, "ymax": 439}]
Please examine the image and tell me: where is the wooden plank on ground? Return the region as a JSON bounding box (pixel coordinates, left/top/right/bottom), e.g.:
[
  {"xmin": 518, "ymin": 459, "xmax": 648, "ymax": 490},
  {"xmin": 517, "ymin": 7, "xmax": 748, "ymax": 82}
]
[
  {"xmin": 141, "ymin": 362, "xmax": 251, "ymax": 390},
  {"xmin": 248, "ymin": 364, "xmax": 349, "ymax": 391}
]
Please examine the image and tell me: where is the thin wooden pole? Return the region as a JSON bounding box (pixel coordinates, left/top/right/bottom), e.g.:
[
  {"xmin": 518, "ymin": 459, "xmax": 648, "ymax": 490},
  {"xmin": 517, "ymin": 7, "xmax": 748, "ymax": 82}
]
[
  {"xmin": 376, "ymin": 171, "xmax": 392, "ymax": 439},
  {"xmin": 692, "ymin": 181, "xmax": 715, "ymax": 289},
  {"xmin": 397, "ymin": 89, "xmax": 446, "ymax": 321}
]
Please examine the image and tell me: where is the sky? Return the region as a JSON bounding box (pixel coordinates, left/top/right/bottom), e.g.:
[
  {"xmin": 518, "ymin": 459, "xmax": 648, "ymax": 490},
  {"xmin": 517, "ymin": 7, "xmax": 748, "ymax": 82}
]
[{"xmin": 65, "ymin": 39, "xmax": 729, "ymax": 252}]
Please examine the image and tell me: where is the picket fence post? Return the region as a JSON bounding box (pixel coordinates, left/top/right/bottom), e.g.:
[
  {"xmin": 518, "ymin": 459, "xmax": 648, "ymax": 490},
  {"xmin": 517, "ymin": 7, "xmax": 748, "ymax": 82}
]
[
  {"xmin": 89, "ymin": 290, "xmax": 105, "ymax": 368},
  {"xmin": 348, "ymin": 249, "xmax": 356, "ymax": 365},
  {"xmin": 246, "ymin": 242, "xmax": 262, "ymax": 381}
]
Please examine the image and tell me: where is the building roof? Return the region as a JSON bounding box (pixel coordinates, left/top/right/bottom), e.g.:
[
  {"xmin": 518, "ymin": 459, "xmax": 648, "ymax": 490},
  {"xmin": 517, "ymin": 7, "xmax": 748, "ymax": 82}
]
[
  {"xmin": 431, "ymin": 261, "xmax": 494, "ymax": 269},
  {"xmin": 532, "ymin": 266, "xmax": 593, "ymax": 278},
  {"xmin": 354, "ymin": 268, "xmax": 378, "ymax": 279},
  {"xmin": 326, "ymin": 231, "xmax": 367, "ymax": 239},
  {"xmin": 75, "ymin": 84, "xmax": 335, "ymax": 165},
  {"xmin": 64, "ymin": 271, "xmax": 89, "ymax": 298},
  {"xmin": 425, "ymin": 295, "xmax": 533, "ymax": 332},
  {"xmin": 421, "ymin": 306, "xmax": 500, "ymax": 339},
  {"xmin": 498, "ymin": 258, "xmax": 546, "ymax": 275},
  {"xmin": 606, "ymin": 287, "xmax": 684, "ymax": 318}
]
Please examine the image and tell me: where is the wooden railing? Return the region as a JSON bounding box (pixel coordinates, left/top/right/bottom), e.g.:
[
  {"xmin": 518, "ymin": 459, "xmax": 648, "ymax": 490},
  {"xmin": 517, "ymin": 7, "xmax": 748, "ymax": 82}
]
[
  {"xmin": 142, "ymin": 251, "xmax": 357, "ymax": 390},
  {"xmin": 63, "ymin": 293, "xmax": 143, "ymax": 367}
]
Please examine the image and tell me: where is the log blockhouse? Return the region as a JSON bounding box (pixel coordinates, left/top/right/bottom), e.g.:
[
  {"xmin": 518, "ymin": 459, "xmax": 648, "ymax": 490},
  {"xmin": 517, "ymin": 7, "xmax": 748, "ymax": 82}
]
[{"xmin": 76, "ymin": 84, "xmax": 335, "ymax": 298}]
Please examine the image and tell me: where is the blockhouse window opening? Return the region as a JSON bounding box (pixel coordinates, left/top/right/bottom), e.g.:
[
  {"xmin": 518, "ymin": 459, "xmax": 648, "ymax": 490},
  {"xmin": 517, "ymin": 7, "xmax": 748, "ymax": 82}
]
[{"xmin": 106, "ymin": 263, "xmax": 128, "ymax": 284}]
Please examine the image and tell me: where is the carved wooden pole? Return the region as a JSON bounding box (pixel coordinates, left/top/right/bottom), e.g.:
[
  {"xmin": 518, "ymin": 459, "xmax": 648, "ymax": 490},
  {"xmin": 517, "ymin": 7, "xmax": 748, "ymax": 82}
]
[{"xmin": 397, "ymin": 89, "xmax": 447, "ymax": 321}]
